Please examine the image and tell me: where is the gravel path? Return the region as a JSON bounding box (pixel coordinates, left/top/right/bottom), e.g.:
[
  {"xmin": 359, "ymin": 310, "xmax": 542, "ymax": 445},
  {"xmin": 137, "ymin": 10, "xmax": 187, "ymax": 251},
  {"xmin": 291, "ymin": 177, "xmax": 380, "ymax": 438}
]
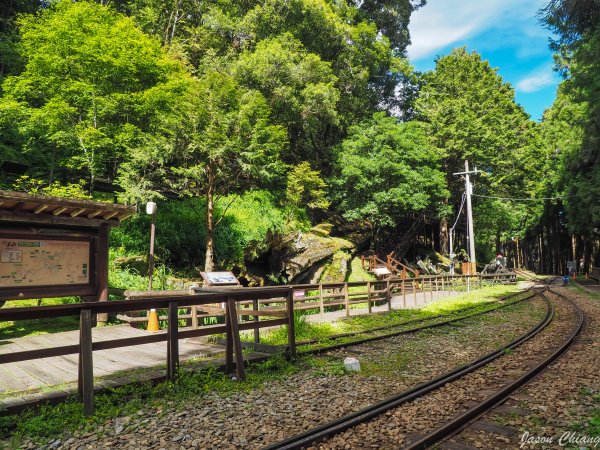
[{"xmin": 6, "ymin": 297, "xmax": 546, "ymax": 450}]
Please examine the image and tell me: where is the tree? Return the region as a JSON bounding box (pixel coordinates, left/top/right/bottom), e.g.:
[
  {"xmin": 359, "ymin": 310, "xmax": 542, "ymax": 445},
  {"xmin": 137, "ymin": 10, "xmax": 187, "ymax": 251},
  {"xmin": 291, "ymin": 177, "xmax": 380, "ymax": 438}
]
[
  {"xmin": 120, "ymin": 71, "xmax": 287, "ymax": 271},
  {"xmin": 541, "ymin": 0, "xmax": 600, "ymax": 268},
  {"xmin": 286, "ymin": 161, "xmax": 330, "ymax": 221},
  {"xmin": 0, "ymin": 0, "xmax": 186, "ymax": 189},
  {"xmin": 233, "ymin": 34, "xmax": 339, "ymax": 167},
  {"xmin": 0, "ymin": 0, "xmax": 44, "ymax": 79},
  {"xmin": 106, "ymin": 0, "xmax": 420, "ymax": 172},
  {"xmin": 541, "ymin": 0, "xmax": 600, "ymax": 44},
  {"xmin": 331, "ymin": 112, "xmax": 447, "ymax": 238},
  {"xmin": 348, "ymin": 0, "xmax": 425, "ymax": 54},
  {"xmin": 415, "ymin": 48, "xmax": 543, "ymax": 256}
]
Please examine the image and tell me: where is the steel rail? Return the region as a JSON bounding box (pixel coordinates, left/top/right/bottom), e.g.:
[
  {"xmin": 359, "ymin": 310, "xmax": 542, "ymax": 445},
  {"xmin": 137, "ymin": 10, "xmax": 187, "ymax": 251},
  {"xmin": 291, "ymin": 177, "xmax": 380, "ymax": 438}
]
[
  {"xmin": 262, "ymin": 289, "xmax": 553, "ymax": 450},
  {"xmin": 295, "ymin": 290, "xmax": 528, "ymax": 347},
  {"xmin": 404, "ymin": 287, "xmax": 585, "ymax": 450},
  {"xmin": 297, "ymin": 292, "xmax": 537, "ymax": 355}
]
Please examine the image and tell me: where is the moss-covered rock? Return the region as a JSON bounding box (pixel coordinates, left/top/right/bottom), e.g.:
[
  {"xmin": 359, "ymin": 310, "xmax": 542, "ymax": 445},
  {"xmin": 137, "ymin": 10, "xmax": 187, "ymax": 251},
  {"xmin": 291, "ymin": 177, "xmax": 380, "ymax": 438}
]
[
  {"xmin": 113, "ymin": 255, "xmax": 152, "ymax": 276},
  {"xmin": 319, "ymin": 251, "xmax": 351, "ymax": 283},
  {"xmin": 269, "ymin": 226, "xmax": 356, "ymax": 283}
]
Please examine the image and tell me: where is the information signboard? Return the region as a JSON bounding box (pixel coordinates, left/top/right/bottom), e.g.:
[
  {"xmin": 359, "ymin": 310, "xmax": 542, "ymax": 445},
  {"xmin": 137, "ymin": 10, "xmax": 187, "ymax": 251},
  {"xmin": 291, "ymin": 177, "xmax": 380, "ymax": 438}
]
[
  {"xmin": 0, "ymin": 238, "xmax": 91, "ymax": 287},
  {"xmin": 200, "ymin": 271, "xmax": 240, "ymax": 286}
]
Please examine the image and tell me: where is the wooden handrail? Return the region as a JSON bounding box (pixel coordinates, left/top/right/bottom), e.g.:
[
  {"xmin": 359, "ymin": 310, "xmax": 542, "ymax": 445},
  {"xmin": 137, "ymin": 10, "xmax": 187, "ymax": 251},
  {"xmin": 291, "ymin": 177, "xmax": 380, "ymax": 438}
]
[{"xmin": 386, "ymin": 255, "xmax": 419, "ymax": 279}]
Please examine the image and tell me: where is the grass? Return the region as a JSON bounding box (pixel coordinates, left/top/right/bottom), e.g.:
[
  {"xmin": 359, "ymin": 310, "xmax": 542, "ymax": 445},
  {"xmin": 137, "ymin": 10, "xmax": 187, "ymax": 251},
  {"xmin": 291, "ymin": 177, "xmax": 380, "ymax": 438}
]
[
  {"xmin": 0, "ymin": 355, "xmax": 345, "ymax": 447},
  {"xmin": 252, "ymin": 284, "xmax": 524, "ymax": 347},
  {"xmin": 569, "ymin": 282, "xmax": 600, "ymax": 300},
  {"xmin": 346, "ymin": 257, "xmax": 377, "ymax": 283},
  {"xmin": 569, "ymin": 388, "xmax": 600, "ymax": 437},
  {"xmin": 0, "ymin": 297, "xmax": 81, "ymax": 340}
]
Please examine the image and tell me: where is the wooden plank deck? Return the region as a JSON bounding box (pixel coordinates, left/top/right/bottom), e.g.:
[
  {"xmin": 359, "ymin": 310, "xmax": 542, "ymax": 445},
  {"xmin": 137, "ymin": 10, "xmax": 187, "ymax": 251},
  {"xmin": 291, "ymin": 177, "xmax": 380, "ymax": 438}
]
[{"xmin": 0, "ymin": 324, "xmax": 226, "ymax": 396}]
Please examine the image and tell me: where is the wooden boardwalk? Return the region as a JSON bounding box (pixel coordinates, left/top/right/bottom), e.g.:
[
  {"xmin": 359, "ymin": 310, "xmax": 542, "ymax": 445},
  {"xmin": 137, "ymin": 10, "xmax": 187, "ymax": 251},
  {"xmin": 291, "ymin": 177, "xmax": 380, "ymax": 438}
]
[{"xmin": 0, "ymin": 325, "xmax": 226, "ymax": 403}]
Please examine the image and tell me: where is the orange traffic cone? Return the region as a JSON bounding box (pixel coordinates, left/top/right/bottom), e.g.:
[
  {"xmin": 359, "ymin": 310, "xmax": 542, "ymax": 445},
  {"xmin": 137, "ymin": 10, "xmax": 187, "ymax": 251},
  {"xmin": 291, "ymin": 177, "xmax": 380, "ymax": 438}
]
[{"xmin": 147, "ymin": 308, "xmax": 160, "ymax": 332}]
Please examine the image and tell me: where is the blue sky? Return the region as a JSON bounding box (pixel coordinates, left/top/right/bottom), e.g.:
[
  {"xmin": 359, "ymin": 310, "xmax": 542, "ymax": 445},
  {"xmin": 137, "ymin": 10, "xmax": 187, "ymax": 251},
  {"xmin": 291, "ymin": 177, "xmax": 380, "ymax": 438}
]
[{"xmin": 407, "ymin": 0, "xmax": 560, "ymax": 121}]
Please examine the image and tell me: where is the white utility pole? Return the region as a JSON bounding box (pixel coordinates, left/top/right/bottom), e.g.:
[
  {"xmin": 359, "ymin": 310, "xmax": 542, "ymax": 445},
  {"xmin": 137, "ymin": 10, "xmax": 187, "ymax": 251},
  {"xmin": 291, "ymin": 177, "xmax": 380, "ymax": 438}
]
[{"xmin": 453, "ymin": 161, "xmax": 481, "ymax": 272}]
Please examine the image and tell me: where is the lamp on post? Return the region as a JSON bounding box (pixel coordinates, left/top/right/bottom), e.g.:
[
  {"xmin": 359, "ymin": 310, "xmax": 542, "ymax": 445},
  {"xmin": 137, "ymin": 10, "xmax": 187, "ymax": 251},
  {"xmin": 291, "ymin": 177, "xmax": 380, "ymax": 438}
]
[{"xmin": 146, "ymin": 201, "xmax": 157, "ymax": 290}]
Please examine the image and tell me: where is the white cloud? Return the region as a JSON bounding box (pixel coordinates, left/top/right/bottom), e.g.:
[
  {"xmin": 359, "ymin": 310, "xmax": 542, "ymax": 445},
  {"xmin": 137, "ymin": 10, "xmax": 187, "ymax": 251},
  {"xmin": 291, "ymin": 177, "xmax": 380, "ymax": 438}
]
[
  {"xmin": 516, "ymin": 69, "xmax": 555, "ymax": 93},
  {"xmin": 407, "ymin": 0, "xmax": 548, "ymax": 60}
]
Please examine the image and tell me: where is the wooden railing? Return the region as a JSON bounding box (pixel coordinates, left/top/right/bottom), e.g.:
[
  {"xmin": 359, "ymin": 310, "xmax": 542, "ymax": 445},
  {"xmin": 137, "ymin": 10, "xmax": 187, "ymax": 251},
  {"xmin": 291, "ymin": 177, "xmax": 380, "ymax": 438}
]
[
  {"xmin": 0, "ymin": 287, "xmax": 292, "ymax": 416},
  {"xmin": 386, "ymin": 255, "xmax": 419, "ymax": 279},
  {"xmin": 117, "ymin": 273, "xmax": 516, "ymax": 328},
  {"xmin": 0, "ymin": 273, "xmax": 516, "ymax": 416},
  {"xmin": 360, "ymin": 254, "xmax": 419, "ymax": 279}
]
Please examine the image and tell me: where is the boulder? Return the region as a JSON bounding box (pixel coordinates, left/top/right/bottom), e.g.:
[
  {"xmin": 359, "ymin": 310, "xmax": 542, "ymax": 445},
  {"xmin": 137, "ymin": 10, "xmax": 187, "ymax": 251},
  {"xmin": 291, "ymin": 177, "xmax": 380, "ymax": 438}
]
[{"xmin": 269, "ymin": 226, "xmax": 355, "ymax": 283}]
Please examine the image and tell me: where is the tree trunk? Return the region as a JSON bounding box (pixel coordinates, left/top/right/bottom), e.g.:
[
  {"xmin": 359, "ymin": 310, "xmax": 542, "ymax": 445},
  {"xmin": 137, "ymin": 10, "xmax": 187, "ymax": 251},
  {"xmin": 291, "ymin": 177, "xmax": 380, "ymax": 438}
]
[
  {"xmin": 539, "ymin": 231, "xmax": 544, "ymax": 274},
  {"xmin": 204, "ymin": 165, "xmax": 215, "ymax": 272},
  {"xmin": 440, "ymin": 211, "xmax": 448, "ymax": 254}
]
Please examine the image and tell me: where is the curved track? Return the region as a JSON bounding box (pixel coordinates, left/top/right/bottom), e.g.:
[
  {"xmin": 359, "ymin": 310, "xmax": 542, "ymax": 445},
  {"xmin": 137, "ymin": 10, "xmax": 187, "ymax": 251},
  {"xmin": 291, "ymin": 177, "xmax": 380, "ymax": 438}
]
[
  {"xmin": 404, "ymin": 287, "xmax": 584, "ymax": 449},
  {"xmin": 263, "ymin": 287, "xmax": 554, "ymax": 450}
]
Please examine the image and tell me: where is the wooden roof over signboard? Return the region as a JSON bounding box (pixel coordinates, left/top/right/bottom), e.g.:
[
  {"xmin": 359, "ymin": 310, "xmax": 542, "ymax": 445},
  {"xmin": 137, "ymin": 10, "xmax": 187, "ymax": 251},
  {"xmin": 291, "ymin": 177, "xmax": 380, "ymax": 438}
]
[{"xmin": 0, "ymin": 190, "xmax": 136, "ymax": 228}]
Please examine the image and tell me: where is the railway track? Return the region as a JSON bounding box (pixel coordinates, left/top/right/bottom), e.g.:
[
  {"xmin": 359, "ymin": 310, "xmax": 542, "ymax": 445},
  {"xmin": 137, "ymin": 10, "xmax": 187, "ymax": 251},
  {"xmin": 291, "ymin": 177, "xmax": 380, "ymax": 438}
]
[
  {"xmin": 263, "ymin": 277, "xmax": 584, "ymax": 450},
  {"xmin": 297, "ymin": 290, "xmax": 537, "ymax": 355}
]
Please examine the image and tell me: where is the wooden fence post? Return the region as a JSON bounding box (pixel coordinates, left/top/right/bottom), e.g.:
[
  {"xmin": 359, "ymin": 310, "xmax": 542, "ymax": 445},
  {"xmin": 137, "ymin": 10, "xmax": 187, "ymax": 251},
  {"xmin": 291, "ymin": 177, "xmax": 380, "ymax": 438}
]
[
  {"xmin": 402, "ymin": 280, "xmax": 406, "ymax": 308},
  {"xmin": 319, "ymin": 284, "xmax": 324, "ymax": 317},
  {"xmin": 78, "ymin": 308, "xmax": 94, "ymax": 416},
  {"xmin": 286, "ymin": 289, "xmax": 296, "ymax": 358},
  {"xmin": 167, "ymin": 301, "xmax": 179, "ymax": 382},
  {"xmin": 413, "ymin": 279, "xmax": 417, "ymax": 307},
  {"xmin": 191, "ymin": 305, "xmax": 198, "ymax": 330},
  {"xmin": 386, "ymin": 280, "xmax": 392, "ymax": 311},
  {"xmin": 253, "ymin": 298, "xmax": 260, "ymax": 344},
  {"xmin": 430, "ymin": 279, "xmax": 434, "ymax": 303},
  {"xmin": 344, "ymin": 283, "xmax": 350, "ymax": 317},
  {"xmin": 96, "ymin": 224, "xmax": 109, "ymax": 325},
  {"xmin": 226, "ymin": 298, "xmax": 246, "ymax": 380},
  {"xmin": 367, "ymin": 281, "xmax": 372, "ymax": 314}
]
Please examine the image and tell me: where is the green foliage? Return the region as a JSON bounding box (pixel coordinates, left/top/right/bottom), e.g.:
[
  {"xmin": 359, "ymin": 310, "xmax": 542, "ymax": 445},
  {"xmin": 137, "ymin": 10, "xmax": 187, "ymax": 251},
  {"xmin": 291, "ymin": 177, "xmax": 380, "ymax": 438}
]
[
  {"xmin": 11, "ymin": 176, "xmax": 91, "ymax": 199},
  {"xmin": 0, "ymin": 0, "xmax": 187, "ymax": 185},
  {"xmin": 286, "ymin": 162, "xmax": 330, "ymax": 218},
  {"xmin": 218, "ymin": 191, "xmax": 286, "ymax": 263},
  {"xmin": 111, "ymin": 191, "xmax": 285, "ymax": 270},
  {"xmin": 331, "ymin": 112, "xmax": 447, "ymax": 230},
  {"xmin": 415, "ymin": 47, "xmax": 545, "ymax": 257},
  {"xmin": 346, "ymin": 257, "xmax": 377, "ymax": 282},
  {"xmin": 541, "ymin": 2, "xmax": 600, "ymax": 237},
  {"xmin": 348, "ymin": 0, "xmax": 424, "ymax": 53},
  {"xmin": 233, "ymin": 33, "xmax": 339, "ymax": 164}
]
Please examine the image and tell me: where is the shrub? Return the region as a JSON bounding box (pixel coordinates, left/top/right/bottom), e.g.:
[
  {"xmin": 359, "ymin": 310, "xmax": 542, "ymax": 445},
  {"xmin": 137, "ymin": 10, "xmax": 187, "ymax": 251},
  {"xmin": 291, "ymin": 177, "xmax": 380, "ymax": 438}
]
[{"xmin": 110, "ymin": 190, "xmax": 286, "ymax": 270}]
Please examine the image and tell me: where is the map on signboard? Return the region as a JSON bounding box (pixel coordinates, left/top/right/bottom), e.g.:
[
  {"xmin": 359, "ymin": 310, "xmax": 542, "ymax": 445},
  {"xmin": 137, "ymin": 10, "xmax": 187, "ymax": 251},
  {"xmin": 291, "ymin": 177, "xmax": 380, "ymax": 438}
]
[{"xmin": 0, "ymin": 239, "xmax": 90, "ymax": 287}]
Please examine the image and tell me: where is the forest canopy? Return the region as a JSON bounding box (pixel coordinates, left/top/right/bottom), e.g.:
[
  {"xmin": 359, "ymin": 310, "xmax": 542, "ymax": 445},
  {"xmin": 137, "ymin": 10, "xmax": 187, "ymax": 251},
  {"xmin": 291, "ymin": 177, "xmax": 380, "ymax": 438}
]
[{"xmin": 0, "ymin": 0, "xmax": 594, "ymax": 279}]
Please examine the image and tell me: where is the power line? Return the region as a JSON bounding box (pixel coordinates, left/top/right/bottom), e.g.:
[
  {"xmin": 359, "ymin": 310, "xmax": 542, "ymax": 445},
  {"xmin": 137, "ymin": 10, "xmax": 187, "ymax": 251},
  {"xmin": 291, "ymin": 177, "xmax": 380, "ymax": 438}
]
[
  {"xmin": 472, "ymin": 194, "xmax": 564, "ymax": 202},
  {"xmin": 450, "ymin": 193, "xmax": 466, "ymax": 232}
]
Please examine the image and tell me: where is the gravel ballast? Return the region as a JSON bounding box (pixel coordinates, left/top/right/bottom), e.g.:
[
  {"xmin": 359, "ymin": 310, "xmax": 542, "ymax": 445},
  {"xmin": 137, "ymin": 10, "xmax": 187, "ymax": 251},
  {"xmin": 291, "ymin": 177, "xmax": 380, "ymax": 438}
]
[{"xmin": 4, "ymin": 296, "xmax": 547, "ymax": 450}]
